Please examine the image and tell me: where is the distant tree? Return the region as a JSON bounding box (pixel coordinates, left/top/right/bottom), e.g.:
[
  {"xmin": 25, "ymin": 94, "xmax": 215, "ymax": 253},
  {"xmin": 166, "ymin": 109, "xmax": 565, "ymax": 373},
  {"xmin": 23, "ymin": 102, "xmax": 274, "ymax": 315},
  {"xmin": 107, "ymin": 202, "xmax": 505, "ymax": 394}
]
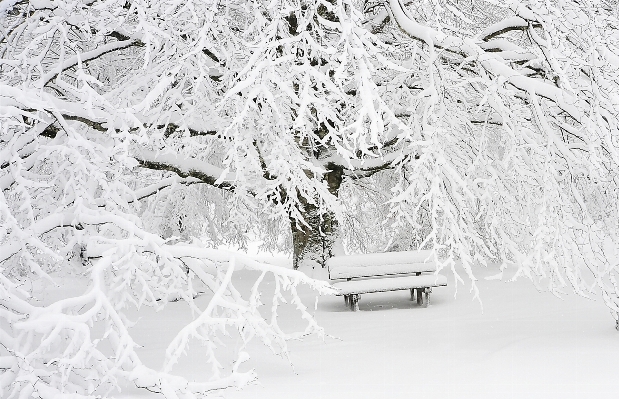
[{"xmin": 2, "ymin": 0, "xmax": 619, "ymax": 397}]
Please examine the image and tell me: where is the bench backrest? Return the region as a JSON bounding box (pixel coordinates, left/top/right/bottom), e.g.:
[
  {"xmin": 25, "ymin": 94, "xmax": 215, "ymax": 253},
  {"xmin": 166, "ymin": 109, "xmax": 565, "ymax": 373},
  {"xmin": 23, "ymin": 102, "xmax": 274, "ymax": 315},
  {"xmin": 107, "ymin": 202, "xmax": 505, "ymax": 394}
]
[{"xmin": 327, "ymin": 250, "xmax": 436, "ymax": 280}]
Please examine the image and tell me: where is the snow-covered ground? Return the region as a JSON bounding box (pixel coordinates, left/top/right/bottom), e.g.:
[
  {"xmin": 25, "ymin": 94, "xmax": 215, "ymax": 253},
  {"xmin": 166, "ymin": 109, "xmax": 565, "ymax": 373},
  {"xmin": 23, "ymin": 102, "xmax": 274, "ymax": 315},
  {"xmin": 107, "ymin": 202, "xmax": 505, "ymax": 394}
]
[
  {"xmin": 225, "ymin": 262, "xmax": 619, "ymax": 399},
  {"xmin": 41, "ymin": 249, "xmax": 619, "ymax": 399}
]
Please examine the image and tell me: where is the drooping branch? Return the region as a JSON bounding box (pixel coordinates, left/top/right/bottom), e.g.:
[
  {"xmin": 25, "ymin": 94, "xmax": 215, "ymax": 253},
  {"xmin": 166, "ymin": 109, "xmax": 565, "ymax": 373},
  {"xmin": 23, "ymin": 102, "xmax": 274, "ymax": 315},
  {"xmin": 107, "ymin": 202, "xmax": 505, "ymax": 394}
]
[{"xmin": 387, "ymin": 0, "xmax": 585, "ymax": 123}]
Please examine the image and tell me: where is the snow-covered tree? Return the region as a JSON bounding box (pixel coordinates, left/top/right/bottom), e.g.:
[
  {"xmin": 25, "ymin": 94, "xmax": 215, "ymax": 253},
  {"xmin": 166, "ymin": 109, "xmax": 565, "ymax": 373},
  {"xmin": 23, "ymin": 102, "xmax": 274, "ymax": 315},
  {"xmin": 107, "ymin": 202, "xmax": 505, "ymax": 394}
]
[{"xmin": 3, "ymin": 0, "xmax": 619, "ymax": 397}]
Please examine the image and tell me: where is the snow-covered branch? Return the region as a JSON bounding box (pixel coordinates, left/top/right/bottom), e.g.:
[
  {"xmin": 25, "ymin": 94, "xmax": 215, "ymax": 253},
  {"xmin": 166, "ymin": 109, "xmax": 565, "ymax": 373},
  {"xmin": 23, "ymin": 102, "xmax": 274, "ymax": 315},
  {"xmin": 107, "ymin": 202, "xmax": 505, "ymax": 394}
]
[
  {"xmin": 3, "ymin": 1, "xmax": 619, "ymax": 398},
  {"xmin": 134, "ymin": 150, "xmax": 235, "ymax": 190},
  {"xmin": 388, "ymin": 0, "xmax": 584, "ymax": 122}
]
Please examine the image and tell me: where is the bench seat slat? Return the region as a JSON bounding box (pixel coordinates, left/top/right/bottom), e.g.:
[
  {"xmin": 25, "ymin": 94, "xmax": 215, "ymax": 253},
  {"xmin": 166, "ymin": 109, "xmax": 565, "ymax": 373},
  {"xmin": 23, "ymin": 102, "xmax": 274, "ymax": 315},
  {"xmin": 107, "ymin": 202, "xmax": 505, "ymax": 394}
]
[
  {"xmin": 332, "ymin": 274, "xmax": 447, "ymax": 296},
  {"xmin": 326, "ymin": 250, "xmax": 434, "ymax": 269},
  {"xmin": 329, "ymin": 262, "xmax": 436, "ymax": 280}
]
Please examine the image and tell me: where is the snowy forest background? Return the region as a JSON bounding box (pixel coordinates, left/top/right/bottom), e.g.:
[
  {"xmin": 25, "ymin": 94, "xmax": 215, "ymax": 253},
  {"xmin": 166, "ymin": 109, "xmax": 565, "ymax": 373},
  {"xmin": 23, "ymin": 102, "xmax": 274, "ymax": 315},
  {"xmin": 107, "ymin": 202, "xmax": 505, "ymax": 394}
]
[{"xmin": 2, "ymin": 0, "xmax": 619, "ymax": 397}]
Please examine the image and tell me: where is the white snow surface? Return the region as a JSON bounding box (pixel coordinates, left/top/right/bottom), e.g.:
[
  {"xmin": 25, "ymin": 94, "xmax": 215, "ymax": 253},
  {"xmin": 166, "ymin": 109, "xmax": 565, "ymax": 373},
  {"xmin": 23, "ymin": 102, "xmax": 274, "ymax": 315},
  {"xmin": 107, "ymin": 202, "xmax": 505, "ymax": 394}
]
[
  {"xmin": 37, "ymin": 248, "xmax": 619, "ymax": 399},
  {"xmin": 332, "ymin": 274, "xmax": 447, "ymax": 295}
]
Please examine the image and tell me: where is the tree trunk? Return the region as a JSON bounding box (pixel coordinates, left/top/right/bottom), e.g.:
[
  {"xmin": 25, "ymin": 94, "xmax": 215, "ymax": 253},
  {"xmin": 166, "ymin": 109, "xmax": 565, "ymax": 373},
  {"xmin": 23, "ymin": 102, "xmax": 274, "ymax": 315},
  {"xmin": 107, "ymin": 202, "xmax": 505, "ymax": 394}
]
[
  {"xmin": 291, "ymin": 164, "xmax": 343, "ymax": 269},
  {"xmin": 290, "ymin": 202, "xmax": 338, "ymax": 269}
]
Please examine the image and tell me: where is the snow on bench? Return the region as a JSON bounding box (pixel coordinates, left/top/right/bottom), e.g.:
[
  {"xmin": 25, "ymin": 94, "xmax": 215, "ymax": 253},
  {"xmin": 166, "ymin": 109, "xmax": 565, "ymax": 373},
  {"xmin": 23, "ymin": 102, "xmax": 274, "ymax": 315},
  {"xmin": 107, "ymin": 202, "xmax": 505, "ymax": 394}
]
[{"xmin": 326, "ymin": 250, "xmax": 447, "ymax": 311}]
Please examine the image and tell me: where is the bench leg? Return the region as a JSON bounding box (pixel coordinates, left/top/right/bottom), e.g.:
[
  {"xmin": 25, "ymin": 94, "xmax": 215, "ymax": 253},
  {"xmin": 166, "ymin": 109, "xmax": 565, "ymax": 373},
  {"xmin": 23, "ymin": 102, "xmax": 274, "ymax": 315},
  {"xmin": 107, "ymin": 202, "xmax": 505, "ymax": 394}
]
[
  {"xmin": 410, "ymin": 288, "xmax": 416, "ymax": 301},
  {"xmin": 416, "ymin": 288, "xmax": 431, "ymax": 307},
  {"xmin": 425, "ymin": 287, "xmax": 432, "ymax": 307},
  {"xmin": 350, "ymin": 294, "xmax": 360, "ymax": 311},
  {"xmin": 344, "ymin": 295, "xmax": 350, "ymax": 308},
  {"xmin": 417, "ymin": 287, "xmax": 432, "ymax": 308}
]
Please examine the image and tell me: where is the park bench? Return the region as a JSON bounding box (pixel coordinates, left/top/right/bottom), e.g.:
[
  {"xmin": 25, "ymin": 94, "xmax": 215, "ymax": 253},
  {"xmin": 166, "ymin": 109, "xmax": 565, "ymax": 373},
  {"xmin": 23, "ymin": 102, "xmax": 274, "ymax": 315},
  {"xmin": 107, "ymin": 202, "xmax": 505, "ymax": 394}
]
[{"xmin": 326, "ymin": 250, "xmax": 447, "ymax": 311}]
